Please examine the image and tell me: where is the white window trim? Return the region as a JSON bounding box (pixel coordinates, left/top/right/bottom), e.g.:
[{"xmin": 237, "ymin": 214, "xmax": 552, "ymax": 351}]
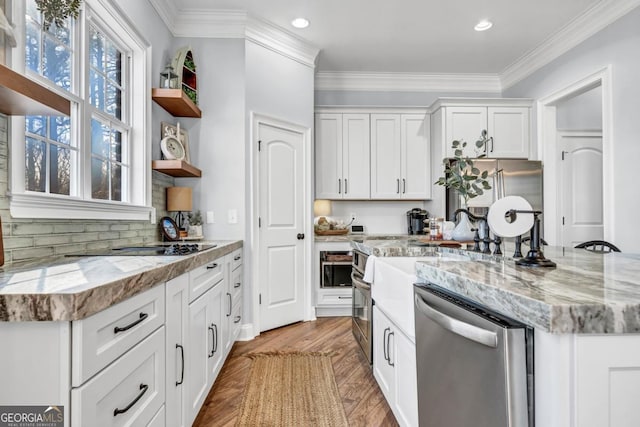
[{"xmin": 9, "ymin": 0, "xmax": 153, "ymax": 221}]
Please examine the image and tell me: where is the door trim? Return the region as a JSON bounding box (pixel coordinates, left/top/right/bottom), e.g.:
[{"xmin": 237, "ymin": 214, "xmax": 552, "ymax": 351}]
[
  {"xmin": 249, "ymin": 112, "xmax": 314, "ymax": 337},
  {"xmin": 536, "ymin": 65, "xmax": 612, "ymax": 246}
]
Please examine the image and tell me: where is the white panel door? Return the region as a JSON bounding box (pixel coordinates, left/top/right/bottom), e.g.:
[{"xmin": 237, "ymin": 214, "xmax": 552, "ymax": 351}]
[
  {"xmin": 373, "ymin": 307, "xmax": 395, "ymax": 404},
  {"xmin": 342, "ymin": 114, "xmax": 370, "ymax": 199},
  {"xmin": 444, "ymin": 107, "xmax": 487, "ymax": 158},
  {"xmin": 401, "ymin": 114, "xmax": 430, "ymax": 199},
  {"xmin": 258, "ymin": 122, "xmax": 305, "ymax": 332},
  {"xmin": 207, "ymin": 283, "xmax": 224, "ymax": 381},
  {"xmin": 559, "ymin": 132, "xmax": 603, "ymax": 247},
  {"xmin": 315, "ymin": 114, "xmax": 343, "ymax": 199},
  {"xmin": 488, "ymin": 107, "xmax": 530, "ymax": 158},
  {"xmin": 371, "ymin": 114, "xmax": 402, "ymax": 199}
]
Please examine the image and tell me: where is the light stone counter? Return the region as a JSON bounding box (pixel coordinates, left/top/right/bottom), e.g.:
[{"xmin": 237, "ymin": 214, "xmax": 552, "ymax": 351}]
[
  {"xmin": 353, "ymin": 238, "xmax": 640, "ymax": 333},
  {"xmin": 0, "ymin": 240, "xmax": 243, "ymax": 321}
]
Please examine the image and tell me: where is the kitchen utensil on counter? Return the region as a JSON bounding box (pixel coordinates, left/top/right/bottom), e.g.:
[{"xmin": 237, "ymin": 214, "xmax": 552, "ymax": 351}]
[{"xmin": 407, "ymin": 208, "xmax": 429, "ymax": 235}]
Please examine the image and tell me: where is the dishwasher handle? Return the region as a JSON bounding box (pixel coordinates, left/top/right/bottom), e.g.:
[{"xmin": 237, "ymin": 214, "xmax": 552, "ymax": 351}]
[
  {"xmin": 351, "ymin": 272, "xmax": 371, "ymax": 291},
  {"xmin": 414, "ymin": 294, "xmax": 498, "ymax": 348}
]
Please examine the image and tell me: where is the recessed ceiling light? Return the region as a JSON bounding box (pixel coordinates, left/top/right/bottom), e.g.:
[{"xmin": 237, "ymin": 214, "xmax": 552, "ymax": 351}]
[
  {"xmin": 291, "ymin": 18, "xmax": 310, "ymax": 29},
  {"xmin": 474, "ymin": 20, "xmax": 493, "ymax": 32}
]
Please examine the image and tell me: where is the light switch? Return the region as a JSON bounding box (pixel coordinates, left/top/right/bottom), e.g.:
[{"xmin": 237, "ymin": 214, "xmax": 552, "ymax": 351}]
[
  {"xmin": 206, "ymin": 211, "xmax": 215, "ymax": 224},
  {"xmin": 228, "ymin": 209, "xmax": 238, "ymax": 224}
]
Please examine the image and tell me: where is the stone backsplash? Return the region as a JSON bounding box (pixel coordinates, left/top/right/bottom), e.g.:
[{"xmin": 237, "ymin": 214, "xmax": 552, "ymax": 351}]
[{"xmin": 0, "ymin": 115, "xmax": 174, "ymax": 266}]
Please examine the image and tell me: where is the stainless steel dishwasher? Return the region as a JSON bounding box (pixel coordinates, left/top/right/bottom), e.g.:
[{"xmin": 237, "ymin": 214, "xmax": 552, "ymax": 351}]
[{"xmin": 413, "ymin": 283, "xmax": 534, "ymax": 427}]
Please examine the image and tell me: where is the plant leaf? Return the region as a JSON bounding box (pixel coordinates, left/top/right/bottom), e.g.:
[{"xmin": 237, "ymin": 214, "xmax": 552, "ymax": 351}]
[
  {"xmin": 481, "ymin": 170, "xmax": 489, "ymax": 179},
  {"xmin": 471, "ymin": 167, "xmax": 480, "ymax": 175}
]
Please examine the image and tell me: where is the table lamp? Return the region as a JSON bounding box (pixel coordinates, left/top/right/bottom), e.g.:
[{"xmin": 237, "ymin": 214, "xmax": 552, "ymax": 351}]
[
  {"xmin": 313, "ymin": 199, "xmax": 332, "ymax": 223},
  {"xmin": 167, "ymin": 187, "xmax": 192, "ymax": 232}
]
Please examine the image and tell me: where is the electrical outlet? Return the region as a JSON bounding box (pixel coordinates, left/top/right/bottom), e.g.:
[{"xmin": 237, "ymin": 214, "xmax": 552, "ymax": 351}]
[
  {"xmin": 350, "ymin": 212, "xmax": 357, "ymax": 222},
  {"xmin": 228, "ymin": 209, "xmax": 238, "ymax": 224},
  {"xmin": 206, "ymin": 211, "xmax": 215, "ymax": 224}
]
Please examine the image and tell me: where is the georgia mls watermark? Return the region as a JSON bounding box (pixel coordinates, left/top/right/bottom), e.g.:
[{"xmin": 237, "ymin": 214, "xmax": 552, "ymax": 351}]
[{"xmin": 0, "ymin": 406, "xmax": 64, "ymax": 427}]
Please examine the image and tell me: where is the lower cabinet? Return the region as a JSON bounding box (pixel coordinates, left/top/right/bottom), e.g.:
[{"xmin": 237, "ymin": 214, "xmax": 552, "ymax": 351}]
[{"xmin": 373, "ymin": 306, "xmax": 418, "ymax": 427}]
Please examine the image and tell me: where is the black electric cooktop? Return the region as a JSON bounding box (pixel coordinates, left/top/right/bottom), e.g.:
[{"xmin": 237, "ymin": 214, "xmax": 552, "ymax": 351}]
[{"xmin": 65, "ymin": 243, "xmax": 217, "ymax": 257}]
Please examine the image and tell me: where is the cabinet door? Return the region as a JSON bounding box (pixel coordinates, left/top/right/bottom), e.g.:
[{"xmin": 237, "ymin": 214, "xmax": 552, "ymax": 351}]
[
  {"xmin": 207, "ymin": 283, "xmax": 225, "ymax": 382},
  {"xmin": 186, "ymin": 291, "xmax": 211, "ymax": 425},
  {"xmin": 166, "ymin": 274, "xmax": 189, "ymax": 427},
  {"xmin": 371, "ymin": 114, "xmax": 402, "ymax": 199},
  {"xmin": 342, "ymin": 114, "xmax": 371, "ymax": 199},
  {"xmin": 487, "ymin": 107, "xmax": 530, "ymax": 158},
  {"xmin": 315, "ymin": 114, "xmax": 343, "ymax": 199},
  {"xmin": 401, "ymin": 114, "xmax": 430, "ymax": 199},
  {"xmin": 373, "ymin": 307, "xmax": 395, "ymax": 404},
  {"xmin": 444, "ymin": 107, "xmax": 487, "ymax": 158},
  {"xmin": 394, "ymin": 329, "xmax": 418, "ymax": 427}
]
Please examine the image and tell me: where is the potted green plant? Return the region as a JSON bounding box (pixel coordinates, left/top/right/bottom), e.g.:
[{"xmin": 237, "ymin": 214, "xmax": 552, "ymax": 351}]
[
  {"xmin": 435, "ymin": 130, "xmax": 492, "ymax": 240},
  {"xmin": 187, "ymin": 210, "xmax": 203, "ymax": 238},
  {"xmin": 35, "ymin": 0, "xmax": 82, "ymax": 31}
]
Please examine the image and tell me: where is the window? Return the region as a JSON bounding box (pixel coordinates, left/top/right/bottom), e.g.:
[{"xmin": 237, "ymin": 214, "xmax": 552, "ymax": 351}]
[{"xmin": 10, "ymin": 0, "xmax": 151, "ymax": 220}]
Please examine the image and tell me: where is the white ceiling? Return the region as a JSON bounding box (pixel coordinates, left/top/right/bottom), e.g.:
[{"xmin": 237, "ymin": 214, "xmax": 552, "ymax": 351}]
[{"xmin": 171, "ymin": 0, "xmax": 602, "ymax": 74}]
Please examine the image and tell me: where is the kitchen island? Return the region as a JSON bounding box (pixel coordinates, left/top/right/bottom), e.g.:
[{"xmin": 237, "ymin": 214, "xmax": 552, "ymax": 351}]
[{"xmin": 355, "ymin": 237, "xmax": 640, "ymax": 427}]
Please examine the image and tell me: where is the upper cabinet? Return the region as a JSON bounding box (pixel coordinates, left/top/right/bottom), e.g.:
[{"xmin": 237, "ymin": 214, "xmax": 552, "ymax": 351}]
[
  {"xmin": 0, "ymin": 64, "xmax": 70, "ymax": 116},
  {"xmin": 370, "ymin": 114, "xmax": 431, "ymax": 200},
  {"xmin": 432, "ymin": 99, "xmax": 532, "ymax": 160},
  {"xmin": 315, "ymin": 113, "xmax": 370, "ymax": 199}
]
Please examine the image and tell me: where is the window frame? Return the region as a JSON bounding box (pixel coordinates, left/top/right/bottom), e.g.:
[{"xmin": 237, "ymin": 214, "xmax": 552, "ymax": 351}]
[{"xmin": 9, "ymin": 0, "xmax": 152, "ymax": 221}]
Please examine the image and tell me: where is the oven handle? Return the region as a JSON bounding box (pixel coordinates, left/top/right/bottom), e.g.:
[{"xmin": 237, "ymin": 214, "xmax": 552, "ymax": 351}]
[
  {"xmin": 351, "ymin": 272, "xmax": 371, "ymax": 291},
  {"xmin": 414, "ymin": 294, "xmax": 497, "ymax": 348}
]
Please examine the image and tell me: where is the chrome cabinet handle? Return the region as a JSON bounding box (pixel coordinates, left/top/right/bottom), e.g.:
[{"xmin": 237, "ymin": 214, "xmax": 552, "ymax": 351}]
[
  {"xmin": 206, "ymin": 263, "xmax": 218, "ymax": 270},
  {"xmin": 176, "ymin": 344, "xmax": 184, "ymax": 386},
  {"xmin": 234, "ymin": 315, "xmax": 242, "ymax": 324},
  {"xmin": 402, "ymin": 178, "xmax": 406, "ymax": 194},
  {"xmin": 208, "ymin": 325, "xmax": 215, "ymax": 357},
  {"xmin": 345, "ymin": 178, "xmax": 348, "ymax": 194},
  {"xmin": 227, "ymin": 293, "xmax": 232, "ymax": 317},
  {"xmin": 337, "ymin": 296, "xmax": 352, "ymax": 299},
  {"xmin": 387, "ymin": 331, "xmax": 395, "ymax": 366},
  {"xmin": 234, "ymin": 255, "xmax": 241, "ymax": 261},
  {"xmin": 414, "ymin": 294, "xmax": 498, "ymax": 348},
  {"xmin": 114, "ymin": 383, "xmax": 148, "ymax": 416},
  {"xmin": 234, "ymin": 282, "xmax": 241, "ymax": 288},
  {"xmin": 213, "ymin": 324, "xmax": 218, "ymax": 354},
  {"xmin": 396, "ymin": 179, "xmax": 400, "ymax": 193},
  {"xmin": 338, "ymin": 179, "xmax": 342, "ymax": 194},
  {"xmin": 490, "ymin": 136, "xmax": 494, "ymax": 153},
  {"xmin": 383, "ymin": 327, "xmax": 390, "ymax": 363},
  {"xmin": 114, "ymin": 312, "xmax": 148, "ymax": 334}
]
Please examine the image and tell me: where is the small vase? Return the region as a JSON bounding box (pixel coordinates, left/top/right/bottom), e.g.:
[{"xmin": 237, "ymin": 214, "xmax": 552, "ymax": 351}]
[{"xmin": 452, "ymin": 211, "xmax": 475, "ymax": 242}]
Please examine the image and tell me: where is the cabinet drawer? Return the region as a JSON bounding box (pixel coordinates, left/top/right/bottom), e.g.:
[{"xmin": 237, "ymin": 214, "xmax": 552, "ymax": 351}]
[
  {"xmin": 231, "ymin": 267, "xmax": 242, "ymax": 303},
  {"xmin": 71, "ymin": 327, "xmax": 165, "ymax": 427},
  {"xmin": 189, "ymin": 259, "xmax": 224, "ymax": 302},
  {"xmin": 147, "ymin": 404, "xmax": 165, "ymax": 427},
  {"xmin": 231, "ymin": 302, "xmax": 242, "ymax": 341},
  {"xmin": 318, "ymin": 292, "xmax": 352, "ymax": 306},
  {"xmin": 231, "ymin": 249, "xmax": 243, "ymax": 271},
  {"xmin": 72, "ymin": 285, "xmax": 165, "ymax": 386}
]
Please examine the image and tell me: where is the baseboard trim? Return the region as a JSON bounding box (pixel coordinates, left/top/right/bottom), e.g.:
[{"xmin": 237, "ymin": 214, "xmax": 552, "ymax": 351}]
[
  {"xmin": 315, "ymin": 306, "xmax": 352, "ymax": 317},
  {"xmin": 237, "ymin": 323, "xmax": 256, "ymax": 341}
]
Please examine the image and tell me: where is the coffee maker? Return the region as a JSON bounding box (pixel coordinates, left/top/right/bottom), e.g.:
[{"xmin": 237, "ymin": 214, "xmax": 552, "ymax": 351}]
[{"xmin": 407, "ymin": 208, "xmax": 429, "ymax": 235}]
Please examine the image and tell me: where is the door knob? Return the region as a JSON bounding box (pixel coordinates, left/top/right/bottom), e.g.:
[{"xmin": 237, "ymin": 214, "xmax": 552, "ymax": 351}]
[{"xmin": 297, "ymin": 233, "xmax": 305, "ymax": 240}]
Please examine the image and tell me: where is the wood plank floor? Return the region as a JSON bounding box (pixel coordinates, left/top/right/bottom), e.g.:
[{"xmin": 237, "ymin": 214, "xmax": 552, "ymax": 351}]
[{"xmin": 193, "ymin": 317, "xmax": 399, "ymax": 427}]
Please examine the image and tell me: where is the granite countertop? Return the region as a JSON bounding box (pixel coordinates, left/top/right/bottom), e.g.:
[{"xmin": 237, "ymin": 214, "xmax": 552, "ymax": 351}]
[
  {"xmin": 355, "ymin": 238, "xmax": 640, "ymax": 334},
  {"xmin": 0, "ymin": 240, "xmax": 243, "ymax": 322},
  {"xmin": 314, "ymin": 233, "xmax": 417, "ymax": 243}
]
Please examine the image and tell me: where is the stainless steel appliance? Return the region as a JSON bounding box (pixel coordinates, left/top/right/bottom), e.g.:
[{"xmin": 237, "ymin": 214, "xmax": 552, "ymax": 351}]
[
  {"xmin": 407, "ymin": 208, "xmax": 429, "ymax": 235},
  {"xmin": 414, "ymin": 283, "xmax": 533, "ymax": 427},
  {"xmin": 445, "ymin": 159, "xmax": 543, "ymax": 223},
  {"xmin": 351, "ymin": 250, "xmax": 372, "ymax": 364},
  {"xmin": 320, "ymin": 251, "xmax": 353, "ymax": 288}
]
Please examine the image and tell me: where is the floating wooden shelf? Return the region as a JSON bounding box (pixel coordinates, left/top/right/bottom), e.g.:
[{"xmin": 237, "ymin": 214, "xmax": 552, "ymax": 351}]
[
  {"xmin": 152, "ymin": 160, "xmax": 202, "ymax": 178},
  {"xmin": 0, "ymin": 63, "xmax": 70, "ymax": 116},
  {"xmin": 151, "ymin": 88, "xmax": 201, "ymax": 118}
]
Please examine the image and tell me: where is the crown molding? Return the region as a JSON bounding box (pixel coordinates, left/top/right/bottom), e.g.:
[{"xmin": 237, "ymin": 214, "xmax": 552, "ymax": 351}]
[
  {"xmin": 314, "ymin": 71, "xmax": 502, "ymax": 93},
  {"xmin": 500, "ymin": 0, "xmax": 640, "ymax": 89},
  {"xmin": 148, "ymin": 1, "xmax": 319, "ymax": 68}
]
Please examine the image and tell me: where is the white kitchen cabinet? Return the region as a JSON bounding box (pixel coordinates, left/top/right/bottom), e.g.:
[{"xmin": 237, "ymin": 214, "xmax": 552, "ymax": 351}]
[
  {"xmin": 186, "ymin": 278, "xmax": 225, "ymax": 425},
  {"xmin": 433, "ymin": 100, "xmax": 532, "ymax": 160},
  {"xmin": 372, "ymin": 306, "xmax": 418, "ymax": 427},
  {"xmin": 315, "ymin": 113, "xmax": 370, "ymax": 199},
  {"xmin": 165, "ymin": 273, "xmax": 189, "ymax": 427},
  {"xmin": 370, "ymin": 114, "xmax": 430, "ymax": 200}
]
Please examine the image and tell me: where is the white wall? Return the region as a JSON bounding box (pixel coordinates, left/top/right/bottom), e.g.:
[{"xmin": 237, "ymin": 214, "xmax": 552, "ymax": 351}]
[
  {"xmin": 502, "ymin": 6, "xmax": 640, "ymax": 252},
  {"xmin": 329, "ymin": 200, "xmax": 428, "ymax": 234},
  {"xmin": 556, "ymin": 85, "xmax": 602, "ymax": 131}
]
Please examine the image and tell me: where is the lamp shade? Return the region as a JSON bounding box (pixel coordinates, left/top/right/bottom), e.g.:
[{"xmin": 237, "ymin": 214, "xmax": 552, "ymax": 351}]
[
  {"xmin": 167, "ymin": 187, "xmax": 192, "ymax": 212},
  {"xmin": 313, "ymin": 199, "xmax": 332, "ymax": 217}
]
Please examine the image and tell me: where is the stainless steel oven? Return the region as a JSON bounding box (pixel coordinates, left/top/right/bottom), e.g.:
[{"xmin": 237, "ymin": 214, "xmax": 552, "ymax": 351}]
[{"xmin": 352, "ymin": 250, "xmax": 372, "ymax": 364}]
